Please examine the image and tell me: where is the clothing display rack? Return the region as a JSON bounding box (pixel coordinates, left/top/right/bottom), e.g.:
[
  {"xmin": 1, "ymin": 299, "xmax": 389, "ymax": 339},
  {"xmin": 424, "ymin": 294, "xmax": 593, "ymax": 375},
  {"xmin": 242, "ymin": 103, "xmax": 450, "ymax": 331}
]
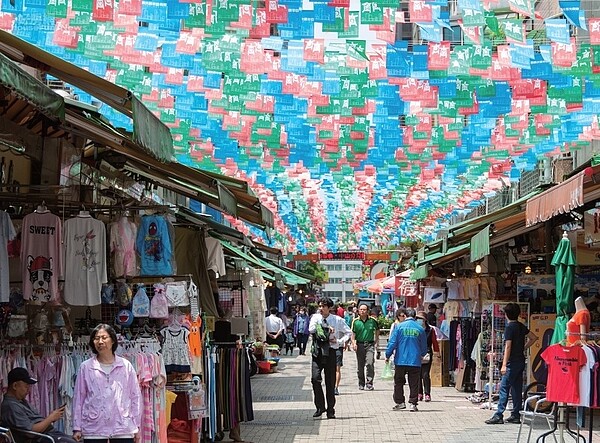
[{"xmin": 216, "ymin": 280, "xmax": 244, "ymax": 318}]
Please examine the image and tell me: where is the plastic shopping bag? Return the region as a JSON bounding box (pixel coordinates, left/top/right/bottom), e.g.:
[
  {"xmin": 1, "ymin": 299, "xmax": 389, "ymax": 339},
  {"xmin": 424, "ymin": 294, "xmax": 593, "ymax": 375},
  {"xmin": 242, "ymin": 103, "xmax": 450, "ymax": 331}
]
[{"xmin": 380, "ymin": 361, "xmax": 394, "ymax": 380}]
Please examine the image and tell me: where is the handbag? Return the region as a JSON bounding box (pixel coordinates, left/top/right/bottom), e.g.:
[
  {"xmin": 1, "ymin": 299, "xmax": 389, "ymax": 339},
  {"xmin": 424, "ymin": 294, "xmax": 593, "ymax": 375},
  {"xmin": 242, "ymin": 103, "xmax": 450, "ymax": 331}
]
[{"xmin": 421, "ymin": 353, "xmax": 431, "ymax": 364}]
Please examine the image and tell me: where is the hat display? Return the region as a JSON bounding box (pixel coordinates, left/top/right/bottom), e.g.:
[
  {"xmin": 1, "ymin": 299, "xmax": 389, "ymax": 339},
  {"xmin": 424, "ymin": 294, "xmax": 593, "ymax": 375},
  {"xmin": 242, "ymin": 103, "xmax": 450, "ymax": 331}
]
[{"xmin": 8, "ymin": 367, "xmax": 37, "ymax": 385}]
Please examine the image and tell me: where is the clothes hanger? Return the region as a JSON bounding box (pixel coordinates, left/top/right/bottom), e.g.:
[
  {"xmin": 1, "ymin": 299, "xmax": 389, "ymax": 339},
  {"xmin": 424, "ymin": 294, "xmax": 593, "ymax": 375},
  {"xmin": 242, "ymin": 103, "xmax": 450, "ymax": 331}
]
[
  {"xmin": 77, "ymin": 204, "xmax": 91, "ymax": 218},
  {"xmin": 35, "ymin": 200, "xmax": 49, "ymax": 214}
]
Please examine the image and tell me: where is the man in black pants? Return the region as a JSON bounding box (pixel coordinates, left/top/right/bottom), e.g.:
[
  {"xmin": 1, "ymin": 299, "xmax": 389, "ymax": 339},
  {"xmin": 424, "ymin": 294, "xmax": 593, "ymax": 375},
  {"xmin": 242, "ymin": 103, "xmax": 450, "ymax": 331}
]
[{"xmin": 308, "ymin": 297, "xmax": 352, "ymax": 419}]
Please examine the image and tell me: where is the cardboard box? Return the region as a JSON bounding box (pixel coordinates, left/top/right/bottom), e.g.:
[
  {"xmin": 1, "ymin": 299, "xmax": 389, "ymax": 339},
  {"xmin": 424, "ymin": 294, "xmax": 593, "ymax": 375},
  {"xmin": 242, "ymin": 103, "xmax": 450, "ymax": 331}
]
[{"xmin": 431, "ymin": 340, "xmax": 450, "ymax": 387}]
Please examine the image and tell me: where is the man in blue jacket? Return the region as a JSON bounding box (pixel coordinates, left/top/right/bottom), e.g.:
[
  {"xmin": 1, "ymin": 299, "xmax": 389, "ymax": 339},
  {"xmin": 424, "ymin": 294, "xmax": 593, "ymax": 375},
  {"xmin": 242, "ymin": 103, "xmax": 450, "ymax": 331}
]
[{"xmin": 385, "ymin": 307, "xmax": 427, "ymax": 412}]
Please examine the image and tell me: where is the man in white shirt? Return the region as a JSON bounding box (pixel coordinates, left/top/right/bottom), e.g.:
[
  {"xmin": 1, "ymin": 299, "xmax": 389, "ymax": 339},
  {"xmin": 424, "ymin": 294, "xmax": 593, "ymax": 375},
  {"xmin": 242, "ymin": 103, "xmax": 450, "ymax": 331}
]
[
  {"xmin": 308, "ymin": 297, "xmax": 352, "ymax": 420},
  {"xmin": 264, "ymin": 306, "xmax": 285, "ymax": 350}
]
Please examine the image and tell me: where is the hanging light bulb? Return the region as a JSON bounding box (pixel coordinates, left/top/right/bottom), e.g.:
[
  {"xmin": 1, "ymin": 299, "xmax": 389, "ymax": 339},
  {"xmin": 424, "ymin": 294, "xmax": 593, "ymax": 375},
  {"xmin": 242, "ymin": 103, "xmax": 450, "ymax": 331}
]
[
  {"xmin": 249, "ymin": 278, "xmax": 255, "ymax": 287},
  {"xmin": 524, "ymin": 264, "xmax": 532, "ymax": 274},
  {"xmin": 475, "ymin": 264, "xmax": 482, "ymax": 274},
  {"xmin": 215, "ymin": 271, "xmax": 220, "ymax": 279}
]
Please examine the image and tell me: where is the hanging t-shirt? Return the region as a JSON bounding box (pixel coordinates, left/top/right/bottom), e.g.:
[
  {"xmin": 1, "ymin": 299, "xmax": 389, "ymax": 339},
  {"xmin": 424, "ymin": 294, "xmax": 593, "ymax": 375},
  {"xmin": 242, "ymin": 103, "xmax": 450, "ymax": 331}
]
[
  {"xmin": 576, "ymin": 346, "xmax": 595, "ymax": 407},
  {"xmin": 21, "ymin": 211, "xmax": 62, "ymax": 304},
  {"xmin": 136, "ymin": 215, "xmax": 173, "ymax": 276},
  {"xmin": 0, "ymin": 211, "xmax": 16, "ymax": 303},
  {"xmin": 63, "ymin": 216, "xmax": 107, "ymax": 306},
  {"xmin": 109, "ymin": 216, "xmax": 138, "ymax": 278},
  {"xmin": 541, "ymin": 344, "xmax": 587, "ymax": 404},
  {"xmin": 566, "ymin": 309, "xmax": 591, "ymax": 345},
  {"xmin": 204, "ymin": 236, "xmax": 226, "ymax": 277}
]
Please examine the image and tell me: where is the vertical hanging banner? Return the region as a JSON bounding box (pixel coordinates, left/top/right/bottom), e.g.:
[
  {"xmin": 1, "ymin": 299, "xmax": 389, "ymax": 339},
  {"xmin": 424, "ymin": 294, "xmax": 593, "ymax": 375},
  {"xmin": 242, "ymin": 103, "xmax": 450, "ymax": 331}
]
[
  {"xmin": 501, "ymin": 19, "xmax": 526, "ymax": 43},
  {"xmin": 428, "ymin": 41, "xmax": 451, "ymax": 70},
  {"xmin": 559, "ymin": 0, "xmax": 587, "ymax": 30},
  {"xmin": 589, "ymin": 18, "xmax": 600, "ymax": 45},
  {"xmin": 552, "ymin": 38, "xmax": 577, "ymax": 67},
  {"xmin": 409, "ymin": 0, "xmax": 432, "ymax": 23},
  {"xmin": 508, "ymin": 0, "xmax": 537, "ymax": 18},
  {"xmin": 93, "ymin": 0, "xmax": 114, "ymax": 22},
  {"xmin": 545, "ymin": 19, "xmax": 571, "ymax": 44}
]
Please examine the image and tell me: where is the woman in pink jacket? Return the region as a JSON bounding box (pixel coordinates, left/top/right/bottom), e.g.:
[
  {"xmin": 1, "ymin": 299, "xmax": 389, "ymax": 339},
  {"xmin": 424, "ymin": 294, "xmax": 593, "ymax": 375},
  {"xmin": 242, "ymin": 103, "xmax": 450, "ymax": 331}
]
[{"xmin": 72, "ymin": 324, "xmax": 141, "ymax": 443}]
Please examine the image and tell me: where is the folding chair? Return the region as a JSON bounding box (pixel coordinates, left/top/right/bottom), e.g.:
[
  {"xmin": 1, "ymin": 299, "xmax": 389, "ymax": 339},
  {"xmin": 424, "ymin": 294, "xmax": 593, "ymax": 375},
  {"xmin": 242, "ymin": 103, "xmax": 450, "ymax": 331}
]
[
  {"xmin": 0, "ymin": 427, "xmax": 55, "ymax": 443},
  {"xmin": 516, "ymin": 382, "xmax": 558, "ymax": 443}
]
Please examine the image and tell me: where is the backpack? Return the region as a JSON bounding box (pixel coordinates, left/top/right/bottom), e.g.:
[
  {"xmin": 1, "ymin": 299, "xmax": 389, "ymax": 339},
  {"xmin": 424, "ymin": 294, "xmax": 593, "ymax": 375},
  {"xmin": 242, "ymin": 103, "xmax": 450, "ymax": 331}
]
[
  {"xmin": 150, "ymin": 284, "xmax": 169, "ymax": 319},
  {"xmin": 132, "ymin": 286, "xmax": 150, "ymax": 318}
]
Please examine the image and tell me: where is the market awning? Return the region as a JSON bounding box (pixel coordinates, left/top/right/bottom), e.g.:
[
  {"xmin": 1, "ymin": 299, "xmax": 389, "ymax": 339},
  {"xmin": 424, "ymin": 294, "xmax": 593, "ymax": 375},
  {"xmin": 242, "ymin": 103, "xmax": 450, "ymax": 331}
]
[
  {"xmin": 219, "ymin": 239, "xmax": 310, "ymax": 285},
  {"xmin": 526, "ymin": 171, "xmax": 584, "ymax": 226},
  {"xmin": 66, "ymin": 105, "xmax": 271, "ymax": 229},
  {"xmin": 0, "ymin": 30, "xmax": 173, "ymax": 162},
  {"xmin": 470, "ymin": 225, "xmax": 490, "ymax": 263},
  {"xmin": 0, "ymin": 51, "xmax": 64, "ymax": 123}
]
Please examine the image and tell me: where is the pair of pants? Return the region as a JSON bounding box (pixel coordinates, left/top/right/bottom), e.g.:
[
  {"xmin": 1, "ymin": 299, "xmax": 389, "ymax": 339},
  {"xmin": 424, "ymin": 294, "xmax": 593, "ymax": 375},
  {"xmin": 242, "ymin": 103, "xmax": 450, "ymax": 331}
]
[
  {"xmin": 311, "ymin": 350, "xmax": 337, "ymax": 414},
  {"xmin": 297, "ymin": 333, "xmax": 309, "ymax": 354},
  {"xmin": 419, "ymin": 358, "xmax": 432, "ymax": 395},
  {"xmin": 266, "ymin": 334, "xmax": 284, "ymax": 350},
  {"xmin": 80, "ymin": 439, "xmax": 134, "ymax": 443},
  {"xmin": 393, "ymin": 365, "xmax": 421, "ymax": 405},
  {"xmin": 495, "ymin": 360, "xmax": 525, "ymax": 418},
  {"xmin": 356, "ymin": 342, "xmax": 375, "ymax": 387}
]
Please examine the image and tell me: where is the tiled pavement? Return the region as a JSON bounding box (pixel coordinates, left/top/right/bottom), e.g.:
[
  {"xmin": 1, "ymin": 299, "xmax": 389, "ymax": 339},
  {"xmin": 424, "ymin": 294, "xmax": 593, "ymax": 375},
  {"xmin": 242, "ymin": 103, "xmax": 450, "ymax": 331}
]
[{"xmin": 240, "ymin": 346, "xmax": 600, "ymax": 443}]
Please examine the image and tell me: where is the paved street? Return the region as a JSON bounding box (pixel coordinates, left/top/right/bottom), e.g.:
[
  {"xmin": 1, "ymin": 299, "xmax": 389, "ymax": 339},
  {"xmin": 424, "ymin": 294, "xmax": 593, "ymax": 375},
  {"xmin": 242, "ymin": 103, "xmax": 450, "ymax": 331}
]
[{"xmin": 240, "ymin": 346, "xmax": 600, "ymax": 443}]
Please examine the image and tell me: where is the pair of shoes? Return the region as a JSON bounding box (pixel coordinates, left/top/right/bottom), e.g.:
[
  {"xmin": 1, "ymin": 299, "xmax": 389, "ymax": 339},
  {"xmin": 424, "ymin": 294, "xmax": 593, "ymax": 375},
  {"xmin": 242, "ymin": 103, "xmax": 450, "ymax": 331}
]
[
  {"xmin": 409, "ymin": 404, "xmax": 418, "ymax": 412},
  {"xmin": 365, "ymin": 384, "xmax": 374, "ymax": 391},
  {"xmin": 327, "ymin": 413, "xmax": 336, "ymax": 419},
  {"xmin": 392, "ymin": 403, "xmax": 406, "ymax": 411},
  {"xmin": 358, "ymin": 385, "xmax": 365, "ymax": 390},
  {"xmin": 424, "ymin": 394, "xmax": 431, "ymax": 402},
  {"xmin": 505, "ymin": 415, "xmax": 520, "ymax": 424},
  {"xmin": 418, "ymin": 394, "xmax": 423, "ymax": 401},
  {"xmin": 485, "ymin": 415, "xmax": 504, "ymax": 424},
  {"xmin": 334, "ymin": 387, "xmax": 340, "ymax": 395},
  {"xmin": 313, "ymin": 409, "xmax": 324, "ymax": 418}
]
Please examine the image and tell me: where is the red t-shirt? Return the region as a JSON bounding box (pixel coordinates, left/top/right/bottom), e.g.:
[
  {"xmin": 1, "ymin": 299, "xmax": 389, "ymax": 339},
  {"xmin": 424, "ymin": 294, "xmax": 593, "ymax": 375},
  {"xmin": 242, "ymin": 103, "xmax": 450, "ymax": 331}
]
[{"xmin": 541, "ymin": 344, "xmax": 587, "ymax": 404}]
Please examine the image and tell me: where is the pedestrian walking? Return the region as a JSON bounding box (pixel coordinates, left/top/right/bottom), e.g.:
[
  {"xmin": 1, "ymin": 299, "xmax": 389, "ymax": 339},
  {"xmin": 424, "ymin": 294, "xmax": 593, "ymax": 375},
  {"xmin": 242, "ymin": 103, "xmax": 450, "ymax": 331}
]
[
  {"xmin": 351, "ymin": 303, "xmax": 379, "ymax": 390},
  {"xmin": 485, "ymin": 303, "xmax": 538, "ymax": 424},
  {"xmin": 416, "ymin": 311, "xmax": 440, "ymax": 402},
  {"xmin": 385, "ymin": 307, "xmax": 427, "ymax": 412},
  {"xmin": 309, "ymin": 297, "xmax": 351, "ymax": 419},
  {"xmin": 293, "ymin": 306, "xmax": 310, "ymax": 355}
]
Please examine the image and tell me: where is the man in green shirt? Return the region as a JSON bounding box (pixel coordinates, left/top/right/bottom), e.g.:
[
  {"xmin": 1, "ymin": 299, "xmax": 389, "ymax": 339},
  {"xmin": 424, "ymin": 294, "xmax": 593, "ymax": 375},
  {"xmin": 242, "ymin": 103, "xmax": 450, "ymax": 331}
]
[{"xmin": 351, "ymin": 304, "xmax": 380, "ymax": 390}]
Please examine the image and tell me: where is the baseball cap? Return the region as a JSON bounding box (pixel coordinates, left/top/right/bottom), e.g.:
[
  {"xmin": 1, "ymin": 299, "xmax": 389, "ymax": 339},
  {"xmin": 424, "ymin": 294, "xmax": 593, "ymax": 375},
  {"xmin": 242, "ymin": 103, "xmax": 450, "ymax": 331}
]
[{"xmin": 8, "ymin": 367, "xmax": 37, "ymax": 385}]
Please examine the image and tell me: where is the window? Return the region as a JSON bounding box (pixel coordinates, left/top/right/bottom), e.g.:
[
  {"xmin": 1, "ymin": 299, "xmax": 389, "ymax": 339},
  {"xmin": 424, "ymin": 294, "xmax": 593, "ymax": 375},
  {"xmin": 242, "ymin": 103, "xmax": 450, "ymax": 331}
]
[{"xmin": 346, "ymin": 264, "xmax": 362, "ymax": 272}]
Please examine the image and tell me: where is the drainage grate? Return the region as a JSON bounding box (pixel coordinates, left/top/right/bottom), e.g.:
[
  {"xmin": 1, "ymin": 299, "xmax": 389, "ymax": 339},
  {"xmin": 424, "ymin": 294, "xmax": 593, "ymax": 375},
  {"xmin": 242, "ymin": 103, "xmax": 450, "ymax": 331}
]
[
  {"xmin": 246, "ymin": 420, "xmax": 300, "ymax": 426},
  {"xmin": 257, "ymin": 395, "xmax": 295, "ymax": 401}
]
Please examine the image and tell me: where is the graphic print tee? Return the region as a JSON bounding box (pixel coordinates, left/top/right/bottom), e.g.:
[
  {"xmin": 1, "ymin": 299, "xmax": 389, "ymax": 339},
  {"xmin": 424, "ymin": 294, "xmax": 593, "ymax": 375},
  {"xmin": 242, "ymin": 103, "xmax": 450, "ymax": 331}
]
[
  {"xmin": 541, "ymin": 344, "xmax": 587, "ymax": 404},
  {"xmin": 136, "ymin": 215, "xmax": 173, "ymax": 276},
  {"xmin": 63, "ymin": 216, "xmax": 107, "ymax": 306},
  {"xmin": 21, "ymin": 211, "xmax": 62, "ymax": 304}
]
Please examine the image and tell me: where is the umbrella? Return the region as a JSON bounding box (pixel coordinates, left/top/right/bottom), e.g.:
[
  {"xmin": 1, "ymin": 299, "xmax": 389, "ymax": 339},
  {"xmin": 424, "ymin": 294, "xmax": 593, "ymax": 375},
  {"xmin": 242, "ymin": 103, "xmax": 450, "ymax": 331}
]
[{"xmin": 550, "ymin": 232, "xmax": 577, "ymax": 344}]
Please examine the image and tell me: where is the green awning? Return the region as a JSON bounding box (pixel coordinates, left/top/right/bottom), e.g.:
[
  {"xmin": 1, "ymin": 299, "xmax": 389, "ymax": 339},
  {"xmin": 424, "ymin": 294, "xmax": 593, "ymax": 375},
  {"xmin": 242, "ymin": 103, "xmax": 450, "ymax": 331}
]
[
  {"xmin": 0, "ymin": 52, "xmax": 64, "ymax": 121},
  {"xmin": 131, "ymin": 95, "xmax": 174, "ymax": 162},
  {"xmin": 470, "ymin": 225, "xmax": 490, "ymax": 263},
  {"xmin": 219, "ymin": 239, "xmax": 310, "ymax": 285},
  {"xmin": 410, "ymin": 265, "xmax": 429, "ymax": 281}
]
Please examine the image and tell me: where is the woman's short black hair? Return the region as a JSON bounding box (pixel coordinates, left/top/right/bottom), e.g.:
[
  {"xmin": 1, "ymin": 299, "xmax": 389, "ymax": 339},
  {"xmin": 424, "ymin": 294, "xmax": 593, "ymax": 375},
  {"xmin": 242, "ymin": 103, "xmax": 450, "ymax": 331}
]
[{"xmin": 89, "ymin": 323, "xmax": 119, "ymax": 355}]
